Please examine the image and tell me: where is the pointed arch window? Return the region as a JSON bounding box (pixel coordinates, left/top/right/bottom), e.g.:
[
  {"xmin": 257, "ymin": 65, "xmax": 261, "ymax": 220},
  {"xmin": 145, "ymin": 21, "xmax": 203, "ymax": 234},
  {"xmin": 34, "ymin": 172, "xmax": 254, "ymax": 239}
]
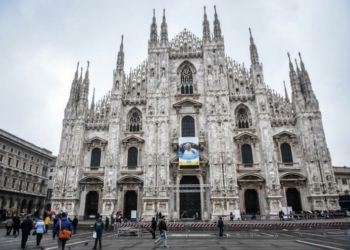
[
  {"xmin": 242, "ymin": 144, "xmax": 253, "ymax": 164},
  {"xmin": 281, "ymin": 143, "xmax": 293, "ymax": 163},
  {"xmin": 181, "ymin": 66, "xmax": 194, "ymax": 94},
  {"xmin": 237, "ymin": 108, "xmax": 249, "ymax": 128},
  {"xmin": 182, "ymin": 116, "xmax": 195, "ymax": 137},
  {"xmin": 127, "ymin": 109, "xmax": 142, "ymax": 132},
  {"xmin": 91, "ymin": 148, "xmax": 101, "ymax": 167},
  {"xmin": 127, "ymin": 147, "xmax": 138, "ymax": 166}
]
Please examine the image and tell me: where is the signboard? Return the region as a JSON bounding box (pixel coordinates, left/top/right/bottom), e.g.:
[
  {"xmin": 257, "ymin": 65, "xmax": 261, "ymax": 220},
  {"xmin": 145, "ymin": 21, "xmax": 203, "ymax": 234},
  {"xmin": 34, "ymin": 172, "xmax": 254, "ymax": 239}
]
[{"xmin": 178, "ymin": 137, "xmax": 199, "ymax": 166}]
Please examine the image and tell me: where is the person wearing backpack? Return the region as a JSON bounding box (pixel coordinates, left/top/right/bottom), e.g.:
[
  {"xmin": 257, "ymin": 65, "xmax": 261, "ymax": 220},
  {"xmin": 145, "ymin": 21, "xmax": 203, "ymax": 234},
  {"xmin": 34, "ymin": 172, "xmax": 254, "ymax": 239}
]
[
  {"xmin": 35, "ymin": 216, "xmax": 45, "ymax": 246},
  {"xmin": 52, "ymin": 212, "xmax": 72, "ymax": 250}
]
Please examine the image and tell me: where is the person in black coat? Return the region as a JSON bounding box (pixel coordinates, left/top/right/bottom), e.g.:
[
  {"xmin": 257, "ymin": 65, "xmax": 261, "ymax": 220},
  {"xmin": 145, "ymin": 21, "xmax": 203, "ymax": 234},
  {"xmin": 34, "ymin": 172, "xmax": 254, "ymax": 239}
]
[
  {"xmin": 20, "ymin": 216, "xmax": 33, "ymax": 249},
  {"xmin": 72, "ymin": 216, "xmax": 78, "ymax": 234},
  {"xmin": 218, "ymin": 216, "xmax": 224, "ymax": 237},
  {"xmin": 151, "ymin": 217, "xmax": 157, "ymax": 239},
  {"xmin": 12, "ymin": 215, "xmax": 21, "ymax": 237}
]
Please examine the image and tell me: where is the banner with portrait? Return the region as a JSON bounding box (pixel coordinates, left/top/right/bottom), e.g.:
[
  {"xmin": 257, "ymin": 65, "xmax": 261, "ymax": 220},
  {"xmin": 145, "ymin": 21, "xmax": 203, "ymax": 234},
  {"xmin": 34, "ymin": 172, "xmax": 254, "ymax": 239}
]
[{"xmin": 178, "ymin": 137, "xmax": 199, "ymax": 166}]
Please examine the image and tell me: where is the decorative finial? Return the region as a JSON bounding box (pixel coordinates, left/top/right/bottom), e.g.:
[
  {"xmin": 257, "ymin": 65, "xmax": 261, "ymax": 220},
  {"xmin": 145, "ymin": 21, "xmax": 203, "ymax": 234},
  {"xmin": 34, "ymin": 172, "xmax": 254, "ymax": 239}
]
[
  {"xmin": 204, "ymin": 6, "xmax": 206, "ymax": 13},
  {"xmin": 153, "ymin": 9, "xmax": 155, "ymax": 17},
  {"xmin": 214, "ymin": 5, "xmax": 217, "ymax": 14},
  {"xmin": 121, "ymin": 35, "xmax": 123, "ymax": 43},
  {"xmin": 249, "ymin": 27, "xmax": 252, "ymax": 36},
  {"xmin": 76, "ymin": 62, "xmax": 79, "ymax": 71},
  {"xmin": 287, "ymin": 52, "xmax": 291, "ymax": 62},
  {"xmin": 163, "ymin": 9, "xmax": 165, "ymax": 16},
  {"xmin": 87, "ymin": 60, "xmax": 90, "ymax": 70}
]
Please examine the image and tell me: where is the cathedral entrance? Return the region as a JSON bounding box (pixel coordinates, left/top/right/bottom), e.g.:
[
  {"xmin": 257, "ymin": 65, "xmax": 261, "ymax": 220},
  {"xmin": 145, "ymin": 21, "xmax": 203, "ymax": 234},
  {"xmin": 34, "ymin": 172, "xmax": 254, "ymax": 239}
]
[
  {"xmin": 245, "ymin": 189, "xmax": 259, "ymax": 214},
  {"xmin": 180, "ymin": 176, "xmax": 201, "ymax": 219},
  {"xmin": 124, "ymin": 191, "xmax": 137, "ymax": 220},
  {"xmin": 85, "ymin": 191, "xmax": 99, "ymax": 218},
  {"xmin": 286, "ymin": 188, "xmax": 302, "ymax": 212}
]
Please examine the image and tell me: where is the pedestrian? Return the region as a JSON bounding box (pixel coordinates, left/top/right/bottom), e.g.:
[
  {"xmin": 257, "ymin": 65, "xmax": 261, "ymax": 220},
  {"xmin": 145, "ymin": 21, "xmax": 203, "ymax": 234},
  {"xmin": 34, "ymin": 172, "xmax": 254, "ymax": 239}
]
[
  {"xmin": 35, "ymin": 216, "xmax": 45, "ymax": 246},
  {"xmin": 151, "ymin": 217, "xmax": 157, "ymax": 239},
  {"xmin": 289, "ymin": 211, "xmax": 294, "ymax": 221},
  {"xmin": 110, "ymin": 212, "xmax": 115, "ymax": 232},
  {"xmin": 279, "ymin": 210, "xmax": 284, "ymax": 221},
  {"xmin": 20, "ymin": 215, "xmax": 33, "ymax": 249},
  {"xmin": 93, "ymin": 215, "xmax": 104, "ymax": 249},
  {"xmin": 52, "ymin": 212, "xmax": 72, "ymax": 250},
  {"xmin": 44, "ymin": 215, "xmax": 51, "ymax": 233},
  {"xmin": 230, "ymin": 212, "xmax": 234, "ymax": 221},
  {"xmin": 218, "ymin": 216, "xmax": 224, "ymax": 237},
  {"xmin": 53, "ymin": 215, "xmax": 59, "ymax": 228},
  {"xmin": 105, "ymin": 216, "xmax": 109, "ymax": 231},
  {"xmin": 154, "ymin": 215, "xmax": 169, "ymax": 248},
  {"xmin": 12, "ymin": 215, "xmax": 21, "ymax": 237},
  {"xmin": 6, "ymin": 217, "xmax": 14, "ymax": 235},
  {"xmin": 72, "ymin": 216, "xmax": 78, "ymax": 234}
]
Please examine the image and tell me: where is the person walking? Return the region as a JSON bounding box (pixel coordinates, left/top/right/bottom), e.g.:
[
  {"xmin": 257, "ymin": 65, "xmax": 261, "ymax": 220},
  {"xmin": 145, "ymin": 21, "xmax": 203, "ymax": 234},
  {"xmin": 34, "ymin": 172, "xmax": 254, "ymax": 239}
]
[
  {"xmin": 12, "ymin": 215, "xmax": 21, "ymax": 237},
  {"xmin": 105, "ymin": 216, "xmax": 109, "ymax": 231},
  {"xmin": 230, "ymin": 212, "xmax": 234, "ymax": 221},
  {"xmin": 20, "ymin": 216, "xmax": 33, "ymax": 249},
  {"xmin": 35, "ymin": 216, "xmax": 45, "ymax": 246},
  {"xmin": 5, "ymin": 217, "xmax": 14, "ymax": 235},
  {"xmin": 218, "ymin": 216, "xmax": 224, "ymax": 237},
  {"xmin": 53, "ymin": 215, "xmax": 59, "ymax": 228},
  {"xmin": 44, "ymin": 215, "xmax": 51, "ymax": 233},
  {"xmin": 279, "ymin": 210, "xmax": 284, "ymax": 222},
  {"xmin": 154, "ymin": 215, "xmax": 169, "ymax": 248},
  {"xmin": 151, "ymin": 217, "xmax": 157, "ymax": 239},
  {"xmin": 93, "ymin": 215, "xmax": 104, "ymax": 249},
  {"xmin": 52, "ymin": 212, "xmax": 72, "ymax": 250},
  {"xmin": 72, "ymin": 216, "xmax": 78, "ymax": 234}
]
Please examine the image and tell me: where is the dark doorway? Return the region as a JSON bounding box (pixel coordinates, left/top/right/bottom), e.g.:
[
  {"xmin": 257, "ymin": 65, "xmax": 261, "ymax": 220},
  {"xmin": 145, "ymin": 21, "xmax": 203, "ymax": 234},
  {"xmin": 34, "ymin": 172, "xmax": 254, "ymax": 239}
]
[
  {"xmin": 245, "ymin": 189, "xmax": 260, "ymax": 214},
  {"xmin": 27, "ymin": 200, "xmax": 33, "ymax": 213},
  {"xmin": 124, "ymin": 191, "xmax": 137, "ymax": 220},
  {"xmin": 180, "ymin": 176, "xmax": 201, "ymax": 219},
  {"xmin": 286, "ymin": 188, "xmax": 302, "ymax": 212},
  {"xmin": 21, "ymin": 199, "xmax": 27, "ymax": 213},
  {"xmin": 85, "ymin": 191, "xmax": 99, "ymax": 219}
]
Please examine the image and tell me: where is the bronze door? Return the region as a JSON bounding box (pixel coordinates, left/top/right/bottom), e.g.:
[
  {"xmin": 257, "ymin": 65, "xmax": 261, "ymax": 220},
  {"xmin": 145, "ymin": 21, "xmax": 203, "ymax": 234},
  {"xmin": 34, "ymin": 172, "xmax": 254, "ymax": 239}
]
[
  {"xmin": 245, "ymin": 189, "xmax": 260, "ymax": 214},
  {"xmin": 85, "ymin": 191, "xmax": 99, "ymax": 218},
  {"xmin": 180, "ymin": 176, "xmax": 201, "ymax": 219},
  {"xmin": 286, "ymin": 188, "xmax": 302, "ymax": 212},
  {"xmin": 124, "ymin": 191, "xmax": 137, "ymax": 220}
]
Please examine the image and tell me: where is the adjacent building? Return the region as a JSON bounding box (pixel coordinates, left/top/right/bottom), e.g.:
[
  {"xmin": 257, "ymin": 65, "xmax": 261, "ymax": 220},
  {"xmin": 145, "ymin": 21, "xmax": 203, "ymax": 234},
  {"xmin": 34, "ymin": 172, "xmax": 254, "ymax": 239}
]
[
  {"xmin": 0, "ymin": 129, "xmax": 55, "ymax": 217},
  {"xmin": 51, "ymin": 7, "xmax": 339, "ymax": 220}
]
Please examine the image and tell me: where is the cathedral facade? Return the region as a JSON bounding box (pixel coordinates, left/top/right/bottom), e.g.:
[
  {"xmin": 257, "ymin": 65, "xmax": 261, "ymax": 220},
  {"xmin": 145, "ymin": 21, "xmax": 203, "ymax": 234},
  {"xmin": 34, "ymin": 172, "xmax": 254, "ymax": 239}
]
[{"xmin": 51, "ymin": 7, "xmax": 339, "ymax": 220}]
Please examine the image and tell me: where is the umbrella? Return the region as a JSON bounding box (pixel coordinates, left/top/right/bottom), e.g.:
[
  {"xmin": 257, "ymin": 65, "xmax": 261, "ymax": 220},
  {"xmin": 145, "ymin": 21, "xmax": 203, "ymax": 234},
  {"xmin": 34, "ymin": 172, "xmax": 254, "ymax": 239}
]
[
  {"xmin": 49, "ymin": 211, "xmax": 56, "ymax": 215},
  {"xmin": 117, "ymin": 211, "xmax": 122, "ymax": 214}
]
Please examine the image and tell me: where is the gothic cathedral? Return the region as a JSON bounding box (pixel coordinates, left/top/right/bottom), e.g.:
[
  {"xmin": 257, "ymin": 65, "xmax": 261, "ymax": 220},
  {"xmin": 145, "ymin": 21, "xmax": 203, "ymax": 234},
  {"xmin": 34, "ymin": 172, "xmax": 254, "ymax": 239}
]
[{"xmin": 51, "ymin": 7, "xmax": 339, "ymax": 220}]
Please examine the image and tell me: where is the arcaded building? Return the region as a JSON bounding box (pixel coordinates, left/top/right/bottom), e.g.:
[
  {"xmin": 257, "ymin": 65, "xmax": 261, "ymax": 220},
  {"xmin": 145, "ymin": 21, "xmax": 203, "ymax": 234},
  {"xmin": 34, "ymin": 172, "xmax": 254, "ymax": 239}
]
[{"xmin": 51, "ymin": 7, "xmax": 339, "ymax": 220}]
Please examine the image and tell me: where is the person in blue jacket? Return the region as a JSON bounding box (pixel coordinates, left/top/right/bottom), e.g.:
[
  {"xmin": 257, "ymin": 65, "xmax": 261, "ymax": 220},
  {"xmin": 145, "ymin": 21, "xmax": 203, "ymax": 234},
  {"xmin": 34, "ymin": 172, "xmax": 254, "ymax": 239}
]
[
  {"xmin": 93, "ymin": 215, "xmax": 104, "ymax": 249},
  {"xmin": 35, "ymin": 216, "xmax": 46, "ymax": 246},
  {"xmin": 52, "ymin": 212, "xmax": 72, "ymax": 250}
]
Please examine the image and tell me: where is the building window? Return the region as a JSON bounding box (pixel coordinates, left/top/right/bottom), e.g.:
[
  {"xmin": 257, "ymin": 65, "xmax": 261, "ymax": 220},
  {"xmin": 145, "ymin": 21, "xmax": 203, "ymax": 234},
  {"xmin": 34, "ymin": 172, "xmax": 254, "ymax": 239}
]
[
  {"xmin": 236, "ymin": 108, "xmax": 249, "ymax": 128},
  {"xmin": 127, "ymin": 147, "xmax": 138, "ymax": 166},
  {"xmin": 181, "ymin": 66, "xmax": 194, "ymax": 94},
  {"xmin": 49, "ymin": 176, "xmax": 52, "ymax": 180},
  {"xmin": 23, "ymin": 162, "xmax": 26, "ymax": 170},
  {"xmin": 26, "ymin": 182, "xmax": 30, "ymax": 191},
  {"xmin": 127, "ymin": 109, "xmax": 142, "ymax": 132},
  {"xmin": 30, "ymin": 165, "xmax": 33, "ymax": 172},
  {"xmin": 50, "ymin": 169, "xmax": 53, "ymax": 172},
  {"xmin": 25, "ymin": 154, "xmax": 27, "ymax": 158},
  {"xmin": 18, "ymin": 151, "xmax": 21, "ymax": 156},
  {"xmin": 32, "ymin": 183, "xmax": 36, "ymax": 192},
  {"xmin": 8, "ymin": 157, "xmax": 12, "ymax": 166},
  {"xmin": 2, "ymin": 145, "xmax": 5, "ymax": 150},
  {"xmin": 16, "ymin": 160, "xmax": 19, "ymax": 167},
  {"xmin": 242, "ymin": 144, "xmax": 253, "ymax": 164},
  {"xmin": 36, "ymin": 166, "xmax": 39, "ymax": 174},
  {"xmin": 0, "ymin": 154, "xmax": 3, "ymax": 163},
  {"xmin": 10, "ymin": 148, "xmax": 13, "ymax": 153},
  {"xmin": 19, "ymin": 180, "xmax": 23, "ymax": 190},
  {"xmin": 281, "ymin": 143, "xmax": 293, "ymax": 163},
  {"xmin": 342, "ymin": 178, "xmax": 347, "ymax": 185},
  {"xmin": 4, "ymin": 177, "xmax": 8, "ymax": 187},
  {"xmin": 91, "ymin": 148, "xmax": 101, "ymax": 167},
  {"xmin": 181, "ymin": 116, "xmax": 195, "ymax": 137},
  {"xmin": 12, "ymin": 179, "xmax": 16, "ymax": 188},
  {"xmin": 47, "ymin": 189, "xmax": 53, "ymax": 199}
]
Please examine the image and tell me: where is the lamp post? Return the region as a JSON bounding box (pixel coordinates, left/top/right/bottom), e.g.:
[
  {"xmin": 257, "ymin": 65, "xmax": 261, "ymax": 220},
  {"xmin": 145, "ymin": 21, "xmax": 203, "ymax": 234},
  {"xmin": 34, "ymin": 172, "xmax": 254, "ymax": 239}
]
[{"xmin": 17, "ymin": 188, "xmax": 22, "ymax": 215}]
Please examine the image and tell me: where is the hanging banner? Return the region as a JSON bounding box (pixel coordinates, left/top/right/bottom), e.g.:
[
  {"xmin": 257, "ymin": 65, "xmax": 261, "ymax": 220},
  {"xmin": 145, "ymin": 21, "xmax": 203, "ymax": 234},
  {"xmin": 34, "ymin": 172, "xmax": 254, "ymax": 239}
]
[{"xmin": 178, "ymin": 137, "xmax": 199, "ymax": 166}]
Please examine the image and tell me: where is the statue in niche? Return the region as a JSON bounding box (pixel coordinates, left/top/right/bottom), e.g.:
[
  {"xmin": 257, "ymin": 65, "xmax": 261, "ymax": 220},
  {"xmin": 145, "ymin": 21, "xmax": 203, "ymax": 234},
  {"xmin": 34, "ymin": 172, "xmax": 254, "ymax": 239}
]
[
  {"xmin": 173, "ymin": 128, "xmax": 177, "ymax": 137},
  {"xmin": 200, "ymin": 130, "xmax": 204, "ymax": 137}
]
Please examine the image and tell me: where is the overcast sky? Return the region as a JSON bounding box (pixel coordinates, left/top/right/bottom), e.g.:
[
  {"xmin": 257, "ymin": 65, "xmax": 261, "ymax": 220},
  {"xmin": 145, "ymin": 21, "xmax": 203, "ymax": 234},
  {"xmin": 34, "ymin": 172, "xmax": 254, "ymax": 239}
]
[{"xmin": 0, "ymin": 0, "xmax": 349, "ymax": 166}]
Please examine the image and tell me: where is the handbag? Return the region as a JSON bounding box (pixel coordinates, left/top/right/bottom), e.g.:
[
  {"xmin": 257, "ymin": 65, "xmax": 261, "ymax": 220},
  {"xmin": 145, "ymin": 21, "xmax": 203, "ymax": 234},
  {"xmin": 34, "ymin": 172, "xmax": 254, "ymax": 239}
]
[
  {"xmin": 58, "ymin": 220, "xmax": 71, "ymax": 240},
  {"xmin": 32, "ymin": 231, "xmax": 37, "ymax": 236},
  {"xmin": 93, "ymin": 231, "xmax": 97, "ymax": 238}
]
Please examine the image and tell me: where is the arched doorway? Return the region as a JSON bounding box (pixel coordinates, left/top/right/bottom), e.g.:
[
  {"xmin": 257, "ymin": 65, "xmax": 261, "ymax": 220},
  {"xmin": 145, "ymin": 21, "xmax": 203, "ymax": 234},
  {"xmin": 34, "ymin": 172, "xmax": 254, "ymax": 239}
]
[
  {"xmin": 124, "ymin": 191, "xmax": 137, "ymax": 220},
  {"xmin": 245, "ymin": 189, "xmax": 259, "ymax": 214},
  {"xmin": 180, "ymin": 176, "xmax": 201, "ymax": 219},
  {"xmin": 85, "ymin": 191, "xmax": 99, "ymax": 218},
  {"xmin": 21, "ymin": 199, "xmax": 27, "ymax": 213},
  {"xmin": 0, "ymin": 196, "xmax": 5, "ymax": 209},
  {"xmin": 27, "ymin": 200, "xmax": 33, "ymax": 213},
  {"xmin": 286, "ymin": 188, "xmax": 302, "ymax": 212}
]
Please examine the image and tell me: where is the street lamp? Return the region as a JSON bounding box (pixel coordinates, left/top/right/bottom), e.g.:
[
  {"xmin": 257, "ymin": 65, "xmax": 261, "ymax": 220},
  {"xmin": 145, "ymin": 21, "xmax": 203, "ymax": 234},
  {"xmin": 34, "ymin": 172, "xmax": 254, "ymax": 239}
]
[{"xmin": 17, "ymin": 188, "xmax": 23, "ymax": 215}]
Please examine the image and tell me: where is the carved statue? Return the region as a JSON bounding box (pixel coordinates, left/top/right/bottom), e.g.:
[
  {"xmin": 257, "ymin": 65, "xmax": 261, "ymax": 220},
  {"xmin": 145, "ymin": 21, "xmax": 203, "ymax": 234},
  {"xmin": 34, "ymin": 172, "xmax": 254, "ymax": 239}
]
[{"xmin": 173, "ymin": 128, "xmax": 177, "ymax": 137}]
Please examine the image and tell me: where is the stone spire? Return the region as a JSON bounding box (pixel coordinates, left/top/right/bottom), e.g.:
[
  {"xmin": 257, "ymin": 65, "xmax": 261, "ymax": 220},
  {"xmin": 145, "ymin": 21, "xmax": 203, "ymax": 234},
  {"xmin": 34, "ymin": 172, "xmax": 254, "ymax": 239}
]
[
  {"xmin": 202, "ymin": 6, "xmax": 211, "ymax": 42},
  {"xmin": 284, "ymin": 81, "xmax": 290, "ymax": 103},
  {"xmin": 160, "ymin": 9, "xmax": 168, "ymax": 44},
  {"xmin": 295, "ymin": 58, "xmax": 301, "ymax": 77},
  {"xmin": 116, "ymin": 35, "xmax": 124, "ymax": 74},
  {"xmin": 90, "ymin": 88, "xmax": 95, "ymax": 117},
  {"xmin": 213, "ymin": 5, "xmax": 222, "ymax": 39},
  {"xmin": 69, "ymin": 62, "xmax": 80, "ymax": 101},
  {"xmin": 287, "ymin": 53, "xmax": 295, "ymax": 75},
  {"xmin": 82, "ymin": 61, "xmax": 90, "ymax": 100},
  {"xmin": 249, "ymin": 28, "xmax": 259, "ymax": 65},
  {"xmin": 150, "ymin": 9, "xmax": 158, "ymax": 44}
]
